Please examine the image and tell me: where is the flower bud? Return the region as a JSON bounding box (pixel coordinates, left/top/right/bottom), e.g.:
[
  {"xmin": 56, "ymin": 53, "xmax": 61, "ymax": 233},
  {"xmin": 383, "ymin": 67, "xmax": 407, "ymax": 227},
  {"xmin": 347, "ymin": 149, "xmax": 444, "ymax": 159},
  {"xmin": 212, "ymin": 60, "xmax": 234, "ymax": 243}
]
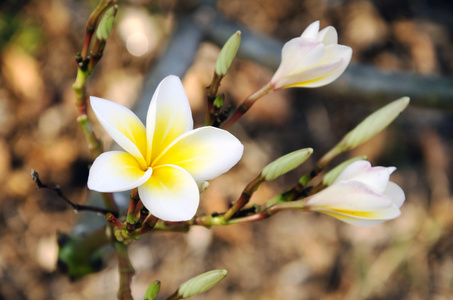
[
  {"xmin": 177, "ymin": 269, "xmax": 227, "ymax": 298},
  {"xmin": 262, "ymin": 148, "xmax": 313, "ymax": 181},
  {"xmin": 215, "ymin": 31, "xmax": 241, "ymax": 76},
  {"xmin": 270, "ymin": 21, "xmax": 352, "ymax": 90},
  {"xmin": 198, "ymin": 181, "xmax": 209, "ymax": 196},
  {"xmin": 339, "ymin": 97, "xmax": 410, "ymax": 150},
  {"xmin": 144, "ymin": 280, "xmax": 161, "ymax": 300},
  {"xmin": 322, "ymin": 155, "xmax": 367, "ymax": 186},
  {"xmin": 306, "ymin": 160, "xmax": 405, "ymax": 226},
  {"xmin": 96, "ymin": 5, "xmax": 118, "ymax": 41},
  {"xmin": 318, "ymin": 97, "xmax": 409, "ymax": 168}
]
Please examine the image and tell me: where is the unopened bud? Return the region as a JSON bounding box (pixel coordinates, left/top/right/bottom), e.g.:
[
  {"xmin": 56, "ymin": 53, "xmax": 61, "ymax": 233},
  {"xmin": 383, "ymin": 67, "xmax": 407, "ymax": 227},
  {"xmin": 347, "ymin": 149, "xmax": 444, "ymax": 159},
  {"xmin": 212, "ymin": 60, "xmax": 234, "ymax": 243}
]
[
  {"xmin": 340, "ymin": 97, "xmax": 409, "ymax": 150},
  {"xmin": 322, "ymin": 156, "xmax": 367, "ymax": 186},
  {"xmin": 213, "ymin": 94, "xmax": 224, "ymax": 109},
  {"xmin": 215, "ymin": 31, "xmax": 241, "ymax": 76},
  {"xmin": 198, "ymin": 181, "xmax": 210, "ymax": 196},
  {"xmin": 96, "ymin": 5, "xmax": 118, "ymax": 41},
  {"xmin": 262, "ymin": 148, "xmax": 313, "ymax": 181},
  {"xmin": 144, "ymin": 280, "xmax": 161, "ymax": 300},
  {"xmin": 177, "ymin": 269, "xmax": 227, "ymax": 298}
]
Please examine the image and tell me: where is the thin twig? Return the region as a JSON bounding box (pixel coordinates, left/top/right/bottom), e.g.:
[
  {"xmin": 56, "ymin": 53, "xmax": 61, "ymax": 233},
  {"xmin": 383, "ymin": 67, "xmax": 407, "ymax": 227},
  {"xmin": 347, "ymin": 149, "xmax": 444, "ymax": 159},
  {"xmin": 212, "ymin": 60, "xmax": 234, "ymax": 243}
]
[{"xmin": 31, "ymin": 169, "xmax": 117, "ymax": 216}]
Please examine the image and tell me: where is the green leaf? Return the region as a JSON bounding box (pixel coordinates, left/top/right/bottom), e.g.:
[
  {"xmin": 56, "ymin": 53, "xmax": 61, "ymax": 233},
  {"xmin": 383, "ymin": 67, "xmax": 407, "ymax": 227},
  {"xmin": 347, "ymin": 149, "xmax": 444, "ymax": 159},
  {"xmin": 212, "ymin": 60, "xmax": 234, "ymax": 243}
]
[{"xmin": 262, "ymin": 148, "xmax": 313, "ymax": 181}]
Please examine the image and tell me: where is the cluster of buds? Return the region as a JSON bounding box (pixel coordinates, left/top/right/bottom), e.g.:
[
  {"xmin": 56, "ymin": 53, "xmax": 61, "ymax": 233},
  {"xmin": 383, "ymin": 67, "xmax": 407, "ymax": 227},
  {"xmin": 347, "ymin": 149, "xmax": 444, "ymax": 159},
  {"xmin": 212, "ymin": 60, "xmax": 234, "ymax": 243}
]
[{"xmin": 87, "ymin": 20, "xmax": 408, "ymax": 229}]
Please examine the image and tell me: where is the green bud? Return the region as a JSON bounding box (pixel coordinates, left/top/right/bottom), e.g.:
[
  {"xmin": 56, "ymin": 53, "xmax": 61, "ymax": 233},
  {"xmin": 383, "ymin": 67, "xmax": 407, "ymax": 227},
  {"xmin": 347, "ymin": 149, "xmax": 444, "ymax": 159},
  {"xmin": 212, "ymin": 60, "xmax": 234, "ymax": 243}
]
[
  {"xmin": 96, "ymin": 5, "xmax": 118, "ymax": 41},
  {"xmin": 340, "ymin": 97, "xmax": 409, "ymax": 150},
  {"xmin": 262, "ymin": 148, "xmax": 313, "ymax": 181},
  {"xmin": 177, "ymin": 269, "xmax": 227, "ymax": 298},
  {"xmin": 213, "ymin": 94, "xmax": 224, "ymax": 109},
  {"xmin": 126, "ymin": 212, "xmax": 137, "ymax": 225},
  {"xmin": 215, "ymin": 31, "xmax": 241, "ymax": 76},
  {"xmin": 144, "ymin": 280, "xmax": 161, "ymax": 300},
  {"xmin": 198, "ymin": 181, "xmax": 210, "ymax": 196},
  {"xmin": 318, "ymin": 97, "xmax": 409, "ymax": 168},
  {"xmin": 322, "ymin": 156, "xmax": 367, "ymax": 186}
]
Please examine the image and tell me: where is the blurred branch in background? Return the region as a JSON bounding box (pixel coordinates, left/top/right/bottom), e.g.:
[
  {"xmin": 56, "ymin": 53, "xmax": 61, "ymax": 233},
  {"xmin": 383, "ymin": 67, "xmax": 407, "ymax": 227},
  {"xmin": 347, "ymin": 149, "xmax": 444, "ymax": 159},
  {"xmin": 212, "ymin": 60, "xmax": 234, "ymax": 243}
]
[{"xmin": 131, "ymin": 1, "xmax": 453, "ymax": 119}]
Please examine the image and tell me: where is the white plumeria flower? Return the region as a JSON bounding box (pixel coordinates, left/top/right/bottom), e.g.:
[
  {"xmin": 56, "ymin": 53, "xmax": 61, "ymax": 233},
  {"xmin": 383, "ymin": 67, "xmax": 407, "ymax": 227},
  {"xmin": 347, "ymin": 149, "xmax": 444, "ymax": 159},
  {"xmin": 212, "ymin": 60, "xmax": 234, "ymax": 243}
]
[
  {"xmin": 305, "ymin": 160, "xmax": 405, "ymax": 226},
  {"xmin": 270, "ymin": 20, "xmax": 352, "ymax": 90},
  {"xmin": 87, "ymin": 75, "xmax": 244, "ymax": 221}
]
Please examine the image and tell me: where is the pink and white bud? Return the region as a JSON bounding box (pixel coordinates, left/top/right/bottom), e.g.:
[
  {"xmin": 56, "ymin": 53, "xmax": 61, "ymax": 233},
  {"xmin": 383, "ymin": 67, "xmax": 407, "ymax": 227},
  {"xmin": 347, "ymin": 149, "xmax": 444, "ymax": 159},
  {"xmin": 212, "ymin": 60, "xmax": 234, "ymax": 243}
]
[
  {"xmin": 270, "ymin": 21, "xmax": 352, "ymax": 90},
  {"xmin": 306, "ymin": 160, "xmax": 405, "ymax": 226}
]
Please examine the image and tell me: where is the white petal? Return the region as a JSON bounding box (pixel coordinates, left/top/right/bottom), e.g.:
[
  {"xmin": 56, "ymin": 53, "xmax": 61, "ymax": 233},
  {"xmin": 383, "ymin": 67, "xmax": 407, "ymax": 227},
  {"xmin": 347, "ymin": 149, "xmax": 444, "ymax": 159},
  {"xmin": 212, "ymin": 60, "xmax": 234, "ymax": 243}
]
[
  {"xmin": 306, "ymin": 44, "xmax": 352, "ymax": 85},
  {"xmin": 301, "ymin": 21, "xmax": 320, "ymax": 39},
  {"xmin": 138, "ymin": 165, "xmax": 199, "ymax": 221},
  {"xmin": 385, "ymin": 181, "xmax": 406, "ymax": 208},
  {"xmin": 87, "ymin": 151, "xmax": 152, "ymax": 192},
  {"xmin": 317, "ymin": 26, "xmax": 338, "ymax": 45},
  {"xmin": 273, "ymin": 56, "xmax": 345, "ymax": 89},
  {"xmin": 313, "ymin": 204, "xmax": 401, "ymax": 226},
  {"xmin": 335, "ymin": 160, "xmax": 395, "ymax": 193},
  {"xmin": 306, "ymin": 181, "xmax": 393, "ymax": 211},
  {"xmin": 153, "ymin": 127, "xmax": 244, "ymax": 182},
  {"xmin": 90, "ymin": 97, "xmax": 147, "ymax": 168},
  {"xmin": 334, "ymin": 160, "xmax": 370, "ymax": 181},
  {"xmin": 146, "ymin": 75, "xmax": 193, "ymax": 164},
  {"xmin": 271, "ymin": 38, "xmax": 325, "ymax": 87}
]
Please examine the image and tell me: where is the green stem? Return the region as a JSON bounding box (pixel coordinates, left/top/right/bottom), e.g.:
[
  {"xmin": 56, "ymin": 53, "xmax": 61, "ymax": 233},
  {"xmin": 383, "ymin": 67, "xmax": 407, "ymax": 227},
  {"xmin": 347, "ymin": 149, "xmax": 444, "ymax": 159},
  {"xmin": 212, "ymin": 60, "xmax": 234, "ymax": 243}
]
[
  {"xmin": 221, "ymin": 83, "xmax": 273, "ymax": 129},
  {"xmin": 205, "ymin": 73, "xmax": 223, "ymax": 126},
  {"xmin": 73, "ymin": 0, "xmax": 120, "ymax": 213},
  {"xmin": 115, "ymin": 242, "xmax": 135, "ymax": 300},
  {"xmin": 223, "ymin": 175, "xmax": 264, "ymax": 220},
  {"xmin": 317, "ymin": 145, "xmax": 344, "ymax": 170},
  {"xmin": 81, "ymin": 0, "xmax": 117, "ymax": 60},
  {"xmin": 126, "ymin": 188, "xmax": 139, "ymax": 232},
  {"xmin": 77, "ymin": 114, "xmax": 103, "ymax": 158},
  {"xmin": 152, "ymin": 199, "xmax": 308, "ymax": 231}
]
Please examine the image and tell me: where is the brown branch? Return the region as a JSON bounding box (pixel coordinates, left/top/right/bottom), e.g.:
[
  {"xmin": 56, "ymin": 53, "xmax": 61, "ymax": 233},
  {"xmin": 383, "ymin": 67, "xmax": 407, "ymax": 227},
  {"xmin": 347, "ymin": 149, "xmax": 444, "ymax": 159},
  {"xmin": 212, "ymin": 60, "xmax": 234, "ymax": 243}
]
[{"xmin": 31, "ymin": 169, "xmax": 117, "ymax": 217}]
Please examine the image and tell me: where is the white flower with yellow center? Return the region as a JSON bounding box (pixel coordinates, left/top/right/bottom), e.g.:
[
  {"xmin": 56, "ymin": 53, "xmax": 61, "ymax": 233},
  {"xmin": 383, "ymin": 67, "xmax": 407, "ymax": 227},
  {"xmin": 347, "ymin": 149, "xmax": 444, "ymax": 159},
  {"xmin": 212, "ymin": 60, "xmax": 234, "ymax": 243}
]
[
  {"xmin": 306, "ymin": 160, "xmax": 405, "ymax": 226},
  {"xmin": 87, "ymin": 75, "xmax": 244, "ymax": 221},
  {"xmin": 270, "ymin": 20, "xmax": 352, "ymax": 90}
]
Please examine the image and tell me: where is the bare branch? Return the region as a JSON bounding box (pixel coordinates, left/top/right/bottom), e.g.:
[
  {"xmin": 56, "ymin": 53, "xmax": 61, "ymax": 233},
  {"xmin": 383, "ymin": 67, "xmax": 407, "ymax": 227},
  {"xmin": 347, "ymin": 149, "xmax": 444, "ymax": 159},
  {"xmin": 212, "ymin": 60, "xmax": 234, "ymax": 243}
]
[{"xmin": 31, "ymin": 169, "xmax": 117, "ymax": 216}]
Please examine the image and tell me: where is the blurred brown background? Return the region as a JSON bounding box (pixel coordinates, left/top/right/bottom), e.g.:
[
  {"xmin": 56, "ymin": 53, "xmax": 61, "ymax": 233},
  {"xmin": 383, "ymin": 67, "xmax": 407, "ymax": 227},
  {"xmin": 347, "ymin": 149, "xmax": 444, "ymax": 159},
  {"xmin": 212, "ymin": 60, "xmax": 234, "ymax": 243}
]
[{"xmin": 1, "ymin": 0, "xmax": 453, "ymax": 299}]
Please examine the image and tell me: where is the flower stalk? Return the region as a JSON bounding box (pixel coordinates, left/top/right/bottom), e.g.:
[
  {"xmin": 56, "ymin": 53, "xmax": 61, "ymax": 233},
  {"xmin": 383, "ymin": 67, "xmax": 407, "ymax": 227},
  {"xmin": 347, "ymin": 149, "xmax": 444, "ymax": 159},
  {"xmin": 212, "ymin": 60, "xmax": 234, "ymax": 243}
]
[
  {"xmin": 221, "ymin": 83, "xmax": 273, "ymax": 129},
  {"xmin": 205, "ymin": 73, "xmax": 223, "ymax": 125},
  {"xmin": 73, "ymin": 0, "xmax": 119, "ymax": 212},
  {"xmin": 126, "ymin": 188, "xmax": 140, "ymax": 232},
  {"xmin": 223, "ymin": 174, "xmax": 265, "ymax": 220},
  {"xmin": 115, "ymin": 242, "xmax": 135, "ymax": 300}
]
